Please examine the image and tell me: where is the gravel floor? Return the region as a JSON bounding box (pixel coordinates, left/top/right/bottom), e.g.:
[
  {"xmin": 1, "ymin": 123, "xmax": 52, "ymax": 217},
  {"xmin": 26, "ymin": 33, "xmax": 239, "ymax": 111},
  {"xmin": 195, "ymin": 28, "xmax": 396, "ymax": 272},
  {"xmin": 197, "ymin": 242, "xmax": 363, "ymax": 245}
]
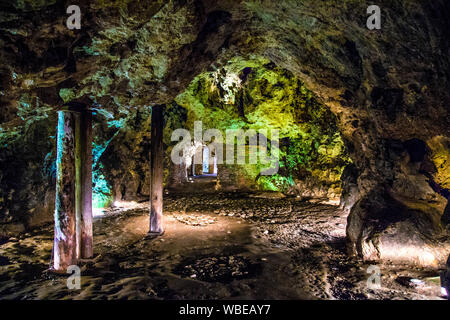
[{"xmin": 0, "ymin": 193, "xmax": 445, "ymax": 300}]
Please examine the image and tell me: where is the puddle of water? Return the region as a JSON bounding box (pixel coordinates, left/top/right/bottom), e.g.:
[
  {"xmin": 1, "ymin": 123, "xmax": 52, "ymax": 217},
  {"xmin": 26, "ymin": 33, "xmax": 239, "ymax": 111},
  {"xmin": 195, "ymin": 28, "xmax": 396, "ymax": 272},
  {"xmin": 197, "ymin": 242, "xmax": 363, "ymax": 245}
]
[{"xmin": 174, "ymin": 254, "xmax": 262, "ymax": 283}]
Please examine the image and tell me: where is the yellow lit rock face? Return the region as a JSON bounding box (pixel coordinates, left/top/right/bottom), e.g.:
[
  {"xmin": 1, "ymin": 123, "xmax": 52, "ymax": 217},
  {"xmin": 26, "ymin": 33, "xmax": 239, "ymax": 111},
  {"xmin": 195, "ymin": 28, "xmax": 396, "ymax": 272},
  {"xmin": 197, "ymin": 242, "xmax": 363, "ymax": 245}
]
[{"xmin": 428, "ymin": 136, "xmax": 450, "ymax": 190}]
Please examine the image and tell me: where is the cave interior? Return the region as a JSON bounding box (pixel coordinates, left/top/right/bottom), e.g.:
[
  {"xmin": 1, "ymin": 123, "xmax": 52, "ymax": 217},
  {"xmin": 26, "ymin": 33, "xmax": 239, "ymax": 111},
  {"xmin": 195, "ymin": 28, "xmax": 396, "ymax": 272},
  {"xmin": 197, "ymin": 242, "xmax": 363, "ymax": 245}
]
[{"xmin": 0, "ymin": 0, "xmax": 449, "ymax": 300}]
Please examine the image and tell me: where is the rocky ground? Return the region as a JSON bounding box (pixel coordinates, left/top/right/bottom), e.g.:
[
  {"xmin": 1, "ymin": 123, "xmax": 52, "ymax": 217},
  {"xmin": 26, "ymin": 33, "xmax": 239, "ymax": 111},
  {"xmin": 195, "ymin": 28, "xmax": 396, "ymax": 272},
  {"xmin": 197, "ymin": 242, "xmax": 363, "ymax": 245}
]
[{"xmin": 0, "ymin": 193, "xmax": 445, "ymax": 300}]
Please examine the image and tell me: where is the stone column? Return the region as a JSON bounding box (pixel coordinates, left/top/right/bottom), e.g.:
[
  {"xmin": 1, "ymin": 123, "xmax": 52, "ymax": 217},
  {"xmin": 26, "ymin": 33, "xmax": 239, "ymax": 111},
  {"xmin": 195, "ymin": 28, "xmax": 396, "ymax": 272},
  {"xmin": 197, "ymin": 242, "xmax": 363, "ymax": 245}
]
[
  {"xmin": 149, "ymin": 104, "xmax": 164, "ymax": 236},
  {"xmin": 53, "ymin": 111, "xmax": 77, "ymax": 272},
  {"xmin": 53, "ymin": 107, "xmax": 93, "ymax": 272}
]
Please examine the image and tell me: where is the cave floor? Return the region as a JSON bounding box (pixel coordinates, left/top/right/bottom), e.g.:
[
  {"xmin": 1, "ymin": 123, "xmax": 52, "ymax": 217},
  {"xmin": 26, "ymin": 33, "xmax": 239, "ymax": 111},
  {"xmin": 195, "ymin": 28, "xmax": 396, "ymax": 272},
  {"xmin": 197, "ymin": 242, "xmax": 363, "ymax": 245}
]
[{"xmin": 0, "ymin": 193, "xmax": 444, "ymax": 300}]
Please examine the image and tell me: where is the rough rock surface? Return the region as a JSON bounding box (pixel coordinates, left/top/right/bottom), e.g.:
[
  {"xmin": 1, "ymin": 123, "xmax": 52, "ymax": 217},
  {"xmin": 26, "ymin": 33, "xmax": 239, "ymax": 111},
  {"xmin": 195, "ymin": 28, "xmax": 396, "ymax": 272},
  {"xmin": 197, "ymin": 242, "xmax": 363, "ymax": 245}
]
[{"xmin": 347, "ymin": 188, "xmax": 449, "ymax": 267}]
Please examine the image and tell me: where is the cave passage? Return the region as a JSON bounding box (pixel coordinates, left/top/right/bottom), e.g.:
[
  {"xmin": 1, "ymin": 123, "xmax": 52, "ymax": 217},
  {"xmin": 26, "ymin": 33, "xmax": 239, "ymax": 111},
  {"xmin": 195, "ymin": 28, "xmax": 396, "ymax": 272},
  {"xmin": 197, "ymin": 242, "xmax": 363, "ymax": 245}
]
[
  {"xmin": 0, "ymin": 0, "xmax": 449, "ymax": 301},
  {"xmin": 1, "ymin": 57, "xmax": 446, "ymax": 300}
]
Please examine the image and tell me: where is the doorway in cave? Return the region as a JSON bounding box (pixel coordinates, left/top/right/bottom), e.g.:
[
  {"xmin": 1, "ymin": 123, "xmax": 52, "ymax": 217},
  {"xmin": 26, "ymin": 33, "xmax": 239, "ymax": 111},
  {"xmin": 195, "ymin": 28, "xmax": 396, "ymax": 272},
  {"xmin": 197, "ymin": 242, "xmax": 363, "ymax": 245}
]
[
  {"xmin": 202, "ymin": 145, "xmax": 218, "ymax": 175},
  {"xmin": 188, "ymin": 145, "xmax": 218, "ymax": 178}
]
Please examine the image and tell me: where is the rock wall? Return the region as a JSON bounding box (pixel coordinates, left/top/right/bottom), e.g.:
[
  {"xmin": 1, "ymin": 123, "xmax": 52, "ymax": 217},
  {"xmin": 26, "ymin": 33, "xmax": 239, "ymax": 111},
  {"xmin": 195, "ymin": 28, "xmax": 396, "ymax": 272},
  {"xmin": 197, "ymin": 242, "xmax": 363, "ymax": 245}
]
[
  {"xmin": 346, "ymin": 139, "xmax": 450, "ymax": 266},
  {"xmin": 174, "ymin": 57, "xmax": 351, "ymax": 196},
  {"xmin": 0, "ymin": 112, "xmax": 57, "ymax": 236}
]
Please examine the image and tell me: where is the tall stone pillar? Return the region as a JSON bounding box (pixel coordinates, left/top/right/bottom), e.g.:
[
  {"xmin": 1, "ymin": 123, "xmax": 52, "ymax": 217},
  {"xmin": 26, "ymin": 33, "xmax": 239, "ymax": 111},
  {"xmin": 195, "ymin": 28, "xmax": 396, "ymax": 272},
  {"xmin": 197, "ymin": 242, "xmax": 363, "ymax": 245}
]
[
  {"xmin": 53, "ymin": 106, "xmax": 93, "ymax": 272},
  {"xmin": 53, "ymin": 111, "xmax": 77, "ymax": 272},
  {"xmin": 149, "ymin": 104, "xmax": 164, "ymax": 236}
]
